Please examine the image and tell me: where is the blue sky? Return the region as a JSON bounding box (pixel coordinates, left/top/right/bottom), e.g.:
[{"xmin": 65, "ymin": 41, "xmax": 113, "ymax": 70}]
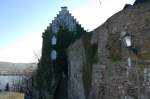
[
  {"xmin": 0, "ymin": 0, "xmax": 135, "ymax": 63},
  {"xmin": 0, "ymin": 0, "xmax": 94, "ymax": 49}
]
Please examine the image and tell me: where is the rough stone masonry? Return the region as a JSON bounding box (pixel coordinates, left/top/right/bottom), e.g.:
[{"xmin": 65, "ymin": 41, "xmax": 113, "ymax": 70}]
[{"xmin": 68, "ymin": 1, "xmax": 150, "ymax": 99}]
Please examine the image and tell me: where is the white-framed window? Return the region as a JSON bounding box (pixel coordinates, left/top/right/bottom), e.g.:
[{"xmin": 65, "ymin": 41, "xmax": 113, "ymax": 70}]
[
  {"xmin": 51, "ymin": 50, "xmax": 57, "ymax": 60},
  {"xmin": 51, "ymin": 35, "xmax": 57, "ymax": 45}
]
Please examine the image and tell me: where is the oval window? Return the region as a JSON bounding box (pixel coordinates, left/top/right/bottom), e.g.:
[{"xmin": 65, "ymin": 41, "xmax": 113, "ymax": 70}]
[
  {"xmin": 51, "ymin": 50, "xmax": 57, "ymax": 60},
  {"xmin": 51, "ymin": 36, "xmax": 57, "ymax": 45}
]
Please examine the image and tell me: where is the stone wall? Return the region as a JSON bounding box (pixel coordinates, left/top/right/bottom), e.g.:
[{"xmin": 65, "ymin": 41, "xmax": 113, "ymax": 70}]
[
  {"xmin": 67, "ymin": 39, "xmax": 85, "ymax": 99},
  {"xmin": 90, "ymin": 2, "xmax": 150, "ymax": 99},
  {"xmin": 68, "ymin": 2, "xmax": 150, "ymax": 99}
]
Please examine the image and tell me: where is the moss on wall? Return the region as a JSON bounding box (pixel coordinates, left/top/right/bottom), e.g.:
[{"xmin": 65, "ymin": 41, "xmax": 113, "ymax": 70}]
[
  {"xmin": 82, "ymin": 32, "xmax": 98, "ymax": 97},
  {"xmin": 107, "ymin": 33, "xmax": 122, "ymax": 62}
]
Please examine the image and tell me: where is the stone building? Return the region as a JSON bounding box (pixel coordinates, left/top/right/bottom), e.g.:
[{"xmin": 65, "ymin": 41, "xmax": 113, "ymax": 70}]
[
  {"xmin": 36, "ymin": 6, "xmax": 85, "ymax": 99},
  {"xmin": 36, "ymin": 1, "xmax": 150, "ymax": 99},
  {"xmin": 67, "ymin": 1, "xmax": 150, "ymax": 99}
]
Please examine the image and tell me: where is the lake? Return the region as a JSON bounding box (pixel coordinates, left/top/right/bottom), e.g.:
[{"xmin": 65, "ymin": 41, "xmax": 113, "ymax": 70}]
[{"xmin": 0, "ymin": 75, "xmax": 23, "ymax": 91}]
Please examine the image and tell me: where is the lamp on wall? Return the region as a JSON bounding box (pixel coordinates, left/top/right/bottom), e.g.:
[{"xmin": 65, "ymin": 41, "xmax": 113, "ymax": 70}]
[
  {"xmin": 120, "ymin": 31, "xmax": 140, "ymax": 99},
  {"xmin": 120, "ymin": 32, "xmax": 132, "ymax": 48},
  {"xmin": 120, "ymin": 31, "xmax": 138, "ymax": 55}
]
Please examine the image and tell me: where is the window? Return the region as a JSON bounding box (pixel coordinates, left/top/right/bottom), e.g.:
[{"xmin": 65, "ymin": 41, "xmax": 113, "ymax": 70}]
[
  {"xmin": 51, "ymin": 35, "xmax": 57, "ymax": 45},
  {"xmin": 51, "ymin": 50, "xmax": 57, "ymax": 60}
]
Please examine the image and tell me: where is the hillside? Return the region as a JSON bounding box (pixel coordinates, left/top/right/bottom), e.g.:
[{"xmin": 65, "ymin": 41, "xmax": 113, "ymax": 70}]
[{"xmin": 0, "ymin": 62, "xmax": 37, "ymax": 74}]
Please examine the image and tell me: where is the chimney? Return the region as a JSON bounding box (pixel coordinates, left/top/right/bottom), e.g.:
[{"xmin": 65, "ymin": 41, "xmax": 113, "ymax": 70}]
[{"xmin": 61, "ymin": 6, "xmax": 67, "ymax": 11}]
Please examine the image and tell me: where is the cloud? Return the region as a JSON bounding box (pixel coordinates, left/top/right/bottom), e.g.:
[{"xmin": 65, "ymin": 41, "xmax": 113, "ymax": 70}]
[{"xmin": 71, "ymin": 0, "xmax": 135, "ymax": 31}]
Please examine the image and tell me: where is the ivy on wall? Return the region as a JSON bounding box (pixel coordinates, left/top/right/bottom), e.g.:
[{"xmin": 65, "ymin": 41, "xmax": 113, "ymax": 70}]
[
  {"xmin": 34, "ymin": 23, "xmax": 85, "ymax": 99},
  {"xmin": 107, "ymin": 33, "xmax": 122, "ymax": 62},
  {"xmin": 82, "ymin": 32, "xmax": 98, "ymax": 97}
]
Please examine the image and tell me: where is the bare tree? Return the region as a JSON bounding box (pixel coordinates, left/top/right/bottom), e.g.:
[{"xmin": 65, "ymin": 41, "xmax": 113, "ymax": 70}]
[{"xmin": 33, "ymin": 50, "xmax": 41, "ymax": 62}]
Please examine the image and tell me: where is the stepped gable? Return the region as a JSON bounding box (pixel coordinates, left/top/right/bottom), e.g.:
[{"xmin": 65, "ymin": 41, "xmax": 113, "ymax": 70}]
[{"xmin": 44, "ymin": 6, "xmax": 85, "ymax": 34}]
